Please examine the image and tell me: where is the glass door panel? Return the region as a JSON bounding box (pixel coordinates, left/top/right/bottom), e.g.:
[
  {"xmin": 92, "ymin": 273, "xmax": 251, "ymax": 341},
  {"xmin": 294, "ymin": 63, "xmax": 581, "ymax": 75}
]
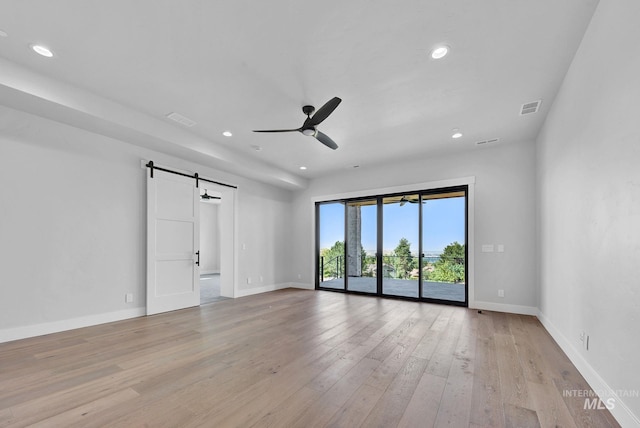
[
  {"xmin": 318, "ymin": 202, "xmax": 345, "ymax": 290},
  {"xmin": 346, "ymin": 199, "xmax": 377, "ymax": 294},
  {"xmin": 382, "ymin": 194, "xmax": 419, "ymax": 298},
  {"xmin": 421, "ymin": 191, "xmax": 466, "ymax": 302}
]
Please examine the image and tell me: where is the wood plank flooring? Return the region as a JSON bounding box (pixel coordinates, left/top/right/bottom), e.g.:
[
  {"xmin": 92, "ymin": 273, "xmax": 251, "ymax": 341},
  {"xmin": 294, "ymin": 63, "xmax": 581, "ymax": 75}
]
[{"xmin": 0, "ymin": 289, "xmax": 620, "ymax": 427}]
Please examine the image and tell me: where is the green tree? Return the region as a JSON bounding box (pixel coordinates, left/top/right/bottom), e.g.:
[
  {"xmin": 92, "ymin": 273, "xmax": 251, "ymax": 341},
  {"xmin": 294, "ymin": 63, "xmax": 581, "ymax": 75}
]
[
  {"xmin": 441, "ymin": 241, "xmax": 465, "ymax": 264},
  {"xmin": 321, "ymin": 241, "xmax": 344, "ymax": 279},
  {"xmin": 393, "ymin": 238, "xmax": 416, "ymax": 279},
  {"xmin": 361, "ymin": 248, "xmax": 376, "ymax": 277},
  {"xmin": 430, "ymin": 242, "xmax": 465, "ymax": 283}
]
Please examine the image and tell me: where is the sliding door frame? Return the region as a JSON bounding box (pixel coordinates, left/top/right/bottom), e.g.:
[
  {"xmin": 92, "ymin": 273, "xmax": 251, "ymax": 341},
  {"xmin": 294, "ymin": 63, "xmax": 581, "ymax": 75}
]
[{"xmin": 315, "ymin": 183, "xmax": 470, "ymax": 307}]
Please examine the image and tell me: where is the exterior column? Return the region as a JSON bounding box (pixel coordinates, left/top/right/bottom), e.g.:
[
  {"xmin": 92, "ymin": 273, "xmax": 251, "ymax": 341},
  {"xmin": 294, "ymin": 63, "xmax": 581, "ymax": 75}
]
[{"xmin": 347, "ymin": 204, "xmax": 362, "ymax": 276}]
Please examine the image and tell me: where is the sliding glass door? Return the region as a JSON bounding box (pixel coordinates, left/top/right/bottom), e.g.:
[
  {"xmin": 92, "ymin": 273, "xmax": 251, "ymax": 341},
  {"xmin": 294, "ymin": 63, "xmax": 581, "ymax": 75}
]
[
  {"xmin": 346, "ymin": 199, "xmax": 378, "ymax": 294},
  {"xmin": 317, "ymin": 202, "xmax": 345, "ymax": 290},
  {"xmin": 316, "ymin": 186, "xmax": 467, "ymax": 306},
  {"xmin": 382, "ymin": 194, "xmax": 420, "ymax": 298},
  {"xmin": 421, "ymin": 190, "xmax": 467, "ymax": 302}
]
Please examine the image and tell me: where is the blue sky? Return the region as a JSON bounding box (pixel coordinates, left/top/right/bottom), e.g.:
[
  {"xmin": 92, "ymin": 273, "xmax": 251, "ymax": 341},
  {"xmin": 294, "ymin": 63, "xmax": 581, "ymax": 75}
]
[{"xmin": 319, "ymin": 196, "xmax": 465, "ymax": 254}]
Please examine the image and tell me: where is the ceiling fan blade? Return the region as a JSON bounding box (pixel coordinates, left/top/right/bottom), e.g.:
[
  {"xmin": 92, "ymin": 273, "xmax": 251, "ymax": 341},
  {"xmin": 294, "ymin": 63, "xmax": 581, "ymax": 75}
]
[
  {"xmin": 306, "ymin": 97, "xmax": 342, "ymax": 127},
  {"xmin": 314, "ymin": 130, "xmax": 338, "ymax": 150},
  {"xmin": 252, "ymin": 128, "xmax": 300, "ymax": 133}
]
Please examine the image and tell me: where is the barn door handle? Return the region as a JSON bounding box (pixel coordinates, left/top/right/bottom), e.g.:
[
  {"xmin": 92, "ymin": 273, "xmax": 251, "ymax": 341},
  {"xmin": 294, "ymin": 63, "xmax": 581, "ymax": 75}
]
[{"xmin": 195, "ymin": 251, "xmax": 200, "ymax": 266}]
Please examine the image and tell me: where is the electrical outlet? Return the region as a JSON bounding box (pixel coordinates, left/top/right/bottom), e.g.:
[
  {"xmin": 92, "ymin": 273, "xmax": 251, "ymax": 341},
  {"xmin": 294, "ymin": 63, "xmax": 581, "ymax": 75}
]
[
  {"xmin": 585, "ymin": 335, "xmax": 590, "ymax": 350},
  {"xmin": 247, "ymin": 277, "xmax": 252, "ymax": 284},
  {"xmin": 125, "ymin": 293, "xmax": 133, "ymax": 303},
  {"xmin": 260, "ymin": 275, "xmax": 264, "ymax": 283},
  {"xmin": 580, "ymin": 331, "xmax": 589, "ymax": 350},
  {"xmin": 498, "ymin": 289, "xmax": 505, "ymax": 298}
]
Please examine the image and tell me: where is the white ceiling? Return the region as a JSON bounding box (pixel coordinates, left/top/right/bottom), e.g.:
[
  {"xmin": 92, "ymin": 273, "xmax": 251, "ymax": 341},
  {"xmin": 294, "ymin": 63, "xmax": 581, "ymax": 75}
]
[{"xmin": 0, "ymin": 0, "xmax": 599, "ymax": 189}]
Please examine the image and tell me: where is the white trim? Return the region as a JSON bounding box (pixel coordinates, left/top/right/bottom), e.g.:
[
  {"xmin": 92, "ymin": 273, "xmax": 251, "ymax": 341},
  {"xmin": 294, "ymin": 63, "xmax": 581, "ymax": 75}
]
[
  {"xmin": 310, "ymin": 176, "xmax": 475, "ymax": 306},
  {"xmin": 537, "ymin": 311, "xmax": 640, "ymax": 427},
  {"xmin": 470, "ymin": 301, "xmax": 538, "ymax": 316},
  {"xmin": 235, "ymin": 283, "xmax": 291, "ymax": 298},
  {"xmin": 0, "ymin": 308, "xmax": 146, "ymax": 344},
  {"xmin": 200, "ymin": 270, "xmax": 220, "ymax": 275},
  {"xmin": 289, "ymin": 282, "xmax": 314, "ymax": 290},
  {"xmin": 466, "ymin": 182, "xmax": 475, "ymax": 308},
  {"xmin": 219, "ymin": 184, "xmax": 238, "ymax": 299}
]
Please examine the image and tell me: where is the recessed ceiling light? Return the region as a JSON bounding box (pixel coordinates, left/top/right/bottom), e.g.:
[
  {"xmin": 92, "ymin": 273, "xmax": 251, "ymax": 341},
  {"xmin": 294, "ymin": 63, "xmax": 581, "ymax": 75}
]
[
  {"xmin": 31, "ymin": 44, "xmax": 54, "ymax": 58},
  {"xmin": 222, "ymin": 131, "xmax": 232, "ymax": 137},
  {"xmin": 0, "ymin": 29, "xmax": 8, "ymax": 38},
  {"xmin": 299, "ymin": 166, "xmax": 307, "ymax": 170},
  {"xmin": 430, "ymin": 45, "xmax": 449, "ymax": 59},
  {"xmin": 451, "ymin": 129, "xmax": 463, "ymax": 139}
]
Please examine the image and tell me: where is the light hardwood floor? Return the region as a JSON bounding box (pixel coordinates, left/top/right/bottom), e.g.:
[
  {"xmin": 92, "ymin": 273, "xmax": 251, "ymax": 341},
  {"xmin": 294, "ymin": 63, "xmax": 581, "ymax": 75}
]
[{"xmin": 0, "ymin": 289, "xmax": 620, "ymax": 427}]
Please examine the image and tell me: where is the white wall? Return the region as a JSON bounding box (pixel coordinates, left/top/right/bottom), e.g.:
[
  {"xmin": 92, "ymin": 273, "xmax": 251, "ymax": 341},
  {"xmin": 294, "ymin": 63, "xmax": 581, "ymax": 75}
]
[
  {"xmin": 0, "ymin": 105, "xmax": 293, "ymax": 341},
  {"xmin": 235, "ymin": 181, "xmax": 294, "ymax": 296},
  {"xmin": 536, "ymin": 0, "xmax": 640, "ymax": 423},
  {"xmin": 290, "ymin": 140, "xmax": 537, "ymax": 312},
  {"xmin": 200, "ymin": 202, "xmax": 220, "ymax": 274}
]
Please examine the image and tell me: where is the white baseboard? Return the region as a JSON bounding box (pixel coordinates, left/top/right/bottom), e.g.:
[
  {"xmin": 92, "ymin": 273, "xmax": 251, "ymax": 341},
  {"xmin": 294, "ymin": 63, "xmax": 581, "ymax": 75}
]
[
  {"xmin": 0, "ymin": 307, "xmax": 146, "ymax": 344},
  {"xmin": 289, "ymin": 282, "xmax": 314, "ymax": 290},
  {"xmin": 234, "ymin": 282, "xmax": 314, "ymax": 298},
  {"xmin": 537, "ymin": 310, "xmax": 639, "ymax": 427},
  {"xmin": 200, "ymin": 270, "xmax": 220, "ymax": 275},
  {"xmin": 470, "ymin": 300, "xmax": 538, "ymax": 316},
  {"xmin": 235, "ymin": 283, "xmax": 291, "ymax": 298}
]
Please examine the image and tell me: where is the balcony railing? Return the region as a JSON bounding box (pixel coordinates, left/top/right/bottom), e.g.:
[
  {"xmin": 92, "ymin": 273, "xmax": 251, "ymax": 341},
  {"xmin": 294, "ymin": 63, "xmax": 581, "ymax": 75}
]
[{"xmin": 320, "ymin": 255, "xmax": 465, "ymax": 283}]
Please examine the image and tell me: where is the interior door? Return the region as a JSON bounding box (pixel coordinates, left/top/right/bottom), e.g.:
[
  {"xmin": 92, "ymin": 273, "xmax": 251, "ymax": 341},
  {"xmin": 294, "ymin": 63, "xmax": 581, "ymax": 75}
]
[{"xmin": 147, "ymin": 169, "xmax": 200, "ymax": 315}]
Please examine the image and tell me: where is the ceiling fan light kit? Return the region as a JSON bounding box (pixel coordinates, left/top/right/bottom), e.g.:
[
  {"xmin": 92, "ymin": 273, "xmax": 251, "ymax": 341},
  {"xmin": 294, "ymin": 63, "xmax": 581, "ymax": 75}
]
[
  {"xmin": 253, "ymin": 97, "xmax": 342, "ymax": 150},
  {"xmin": 430, "ymin": 45, "xmax": 449, "ymax": 59}
]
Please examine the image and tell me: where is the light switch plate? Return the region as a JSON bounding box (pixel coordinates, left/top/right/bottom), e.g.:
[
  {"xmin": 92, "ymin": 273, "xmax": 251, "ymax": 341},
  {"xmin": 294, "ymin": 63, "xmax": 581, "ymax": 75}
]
[{"xmin": 482, "ymin": 244, "xmax": 494, "ymax": 252}]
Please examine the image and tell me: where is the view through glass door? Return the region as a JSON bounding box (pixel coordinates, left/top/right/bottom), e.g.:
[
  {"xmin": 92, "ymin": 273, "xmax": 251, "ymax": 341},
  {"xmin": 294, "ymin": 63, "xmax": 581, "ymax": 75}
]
[
  {"xmin": 317, "ymin": 202, "xmax": 345, "ymax": 290},
  {"xmin": 316, "ymin": 186, "xmax": 467, "ymax": 306},
  {"xmin": 421, "ymin": 190, "xmax": 467, "ymax": 302},
  {"xmin": 382, "ymin": 194, "xmax": 420, "ymax": 298},
  {"xmin": 346, "ymin": 199, "xmax": 378, "ymax": 294}
]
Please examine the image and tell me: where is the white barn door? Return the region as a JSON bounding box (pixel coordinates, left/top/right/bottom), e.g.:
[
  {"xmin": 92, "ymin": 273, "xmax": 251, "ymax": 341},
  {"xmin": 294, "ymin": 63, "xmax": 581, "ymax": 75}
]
[{"xmin": 147, "ymin": 169, "xmax": 200, "ymax": 315}]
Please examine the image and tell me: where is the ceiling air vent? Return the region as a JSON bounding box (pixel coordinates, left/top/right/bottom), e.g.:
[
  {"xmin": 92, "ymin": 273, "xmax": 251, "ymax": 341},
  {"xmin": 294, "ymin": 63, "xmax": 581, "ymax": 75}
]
[
  {"xmin": 166, "ymin": 112, "xmax": 196, "ymax": 127},
  {"xmin": 520, "ymin": 100, "xmax": 541, "ymax": 115},
  {"xmin": 476, "ymin": 138, "xmax": 500, "ymax": 146}
]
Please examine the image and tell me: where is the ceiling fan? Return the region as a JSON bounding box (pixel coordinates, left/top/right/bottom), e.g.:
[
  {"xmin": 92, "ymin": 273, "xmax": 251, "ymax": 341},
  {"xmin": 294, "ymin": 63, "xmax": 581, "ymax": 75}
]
[
  {"xmin": 399, "ymin": 196, "xmax": 425, "ymax": 206},
  {"xmin": 253, "ymin": 97, "xmax": 342, "ymax": 150},
  {"xmin": 201, "ymin": 190, "xmax": 220, "ymax": 200}
]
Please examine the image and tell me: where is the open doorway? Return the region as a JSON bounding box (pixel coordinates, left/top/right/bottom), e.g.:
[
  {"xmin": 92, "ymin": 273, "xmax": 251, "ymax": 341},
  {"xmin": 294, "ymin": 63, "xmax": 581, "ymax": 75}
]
[{"xmin": 199, "ymin": 188, "xmax": 228, "ymax": 304}]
